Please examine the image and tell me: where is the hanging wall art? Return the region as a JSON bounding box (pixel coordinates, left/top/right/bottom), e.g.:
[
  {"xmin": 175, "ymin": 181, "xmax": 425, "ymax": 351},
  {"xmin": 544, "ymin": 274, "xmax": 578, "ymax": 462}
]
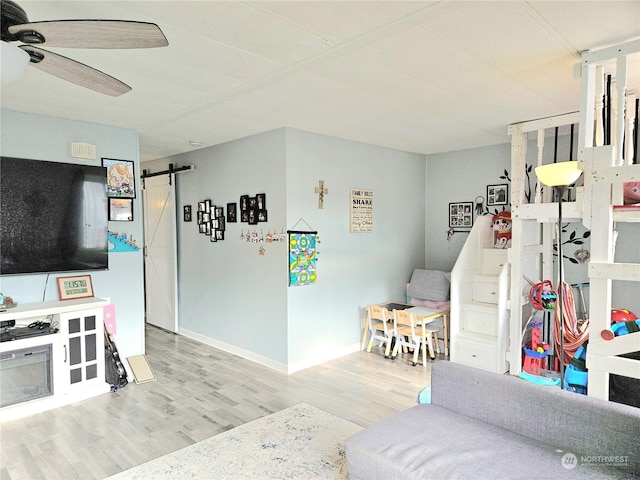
[{"xmin": 288, "ymin": 219, "xmax": 318, "ymax": 287}]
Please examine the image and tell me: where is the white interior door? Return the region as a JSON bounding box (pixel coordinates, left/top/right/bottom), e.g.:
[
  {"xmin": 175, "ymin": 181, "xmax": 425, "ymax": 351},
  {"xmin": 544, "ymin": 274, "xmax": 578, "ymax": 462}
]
[{"xmin": 143, "ymin": 174, "xmax": 178, "ymax": 332}]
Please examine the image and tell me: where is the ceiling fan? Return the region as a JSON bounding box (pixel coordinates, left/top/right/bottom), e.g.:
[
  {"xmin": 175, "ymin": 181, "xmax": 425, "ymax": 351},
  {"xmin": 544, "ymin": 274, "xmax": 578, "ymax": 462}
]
[{"xmin": 0, "ymin": 0, "xmax": 168, "ymax": 96}]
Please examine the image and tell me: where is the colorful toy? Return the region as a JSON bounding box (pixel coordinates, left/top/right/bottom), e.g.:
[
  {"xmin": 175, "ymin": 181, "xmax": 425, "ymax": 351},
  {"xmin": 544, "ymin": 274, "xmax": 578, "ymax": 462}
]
[
  {"xmin": 564, "ymin": 342, "xmax": 588, "ymax": 394},
  {"xmin": 566, "ymin": 308, "xmax": 639, "ymax": 394},
  {"xmin": 522, "ymin": 321, "xmax": 551, "ymax": 376},
  {"xmin": 492, "ymin": 211, "xmax": 512, "ymax": 249},
  {"xmin": 611, "ymin": 308, "xmax": 638, "ymax": 324},
  {"xmin": 529, "ymin": 280, "xmax": 557, "ymax": 310}
]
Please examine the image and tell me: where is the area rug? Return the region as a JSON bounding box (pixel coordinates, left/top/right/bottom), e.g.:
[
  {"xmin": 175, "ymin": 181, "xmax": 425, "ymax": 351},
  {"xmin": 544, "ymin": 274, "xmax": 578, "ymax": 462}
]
[{"xmin": 107, "ymin": 403, "xmax": 361, "ymax": 479}]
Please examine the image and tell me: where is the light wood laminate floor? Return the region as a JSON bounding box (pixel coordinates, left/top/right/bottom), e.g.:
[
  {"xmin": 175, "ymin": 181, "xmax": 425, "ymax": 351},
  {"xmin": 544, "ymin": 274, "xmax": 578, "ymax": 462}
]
[{"xmin": 1, "ymin": 325, "xmax": 438, "ymax": 480}]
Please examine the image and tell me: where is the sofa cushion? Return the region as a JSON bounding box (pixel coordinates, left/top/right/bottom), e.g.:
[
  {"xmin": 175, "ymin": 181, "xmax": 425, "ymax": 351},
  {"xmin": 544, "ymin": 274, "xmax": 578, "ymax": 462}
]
[
  {"xmin": 406, "ymin": 269, "xmax": 450, "ymax": 301},
  {"xmin": 431, "ymin": 361, "xmax": 640, "ymax": 476},
  {"xmin": 345, "ymin": 403, "xmax": 634, "ymax": 480}
]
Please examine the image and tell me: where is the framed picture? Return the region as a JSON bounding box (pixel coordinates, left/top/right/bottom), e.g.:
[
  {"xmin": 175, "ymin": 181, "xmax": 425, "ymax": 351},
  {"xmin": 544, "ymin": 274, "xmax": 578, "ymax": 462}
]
[
  {"xmin": 108, "ymin": 198, "xmax": 133, "ymax": 221},
  {"xmin": 257, "ymin": 209, "xmax": 268, "ymax": 222},
  {"xmin": 449, "ymin": 202, "xmax": 473, "ymax": 228},
  {"xmin": 205, "ymin": 199, "xmax": 211, "ymax": 212},
  {"xmin": 102, "ymin": 158, "xmax": 136, "ymax": 198},
  {"xmin": 248, "ymin": 209, "xmax": 258, "ymax": 225},
  {"xmin": 183, "ymin": 205, "xmax": 192, "ymax": 222},
  {"xmin": 217, "ymin": 216, "xmax": 226, "ymax": 231},
  {"xmin": 227, "ymin": 202, "xmax": 237, "ymax": 222},
  {"xmin": 487, "ymin": 184, "xmax": 508, "ymax": 206},
  {"xmin": 256, "ymin": 193, "xmax": 266, "ymax": 210},
  {"xmin": 240, "ymin": 195, "xmax": 249, "ymax": 212},
  {"xmin": 198, "ymin": 201, "xmax": 206, "ymax": 212},
  {"xmin": 215, "ymin": 206, "xmax": 224, "ymax": 218},
  {"xmin": 57, "ymin": 275, "xmax": 94, "ymax": 301}
]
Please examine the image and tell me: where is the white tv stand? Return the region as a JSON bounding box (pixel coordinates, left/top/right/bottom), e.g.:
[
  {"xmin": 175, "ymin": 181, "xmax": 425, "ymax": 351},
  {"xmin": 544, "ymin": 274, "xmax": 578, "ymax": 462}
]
[{"xmin": 0, "ymin": 298, "xmax": 110, "ymax": 423}]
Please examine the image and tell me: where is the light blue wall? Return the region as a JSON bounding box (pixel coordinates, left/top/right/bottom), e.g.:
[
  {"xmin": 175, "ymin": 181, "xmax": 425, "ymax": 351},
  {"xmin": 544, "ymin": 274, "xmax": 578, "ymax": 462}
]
[
  {"xmin": 150, "ymin": 127, "xmax": 426, "ymax": 372},
  {"xmin": 284, "ymin": 129, "xmax": 426, "ymax": 371},
  {"xmin": 426, "ymin": 143, "xmax": 511, "ymax": 271},
  {"xmin": 0, "ymin": 109, "xmax": 145, "ymax": 359},
  {"xmin": 158, "ymin": 129, "xmax": 289, "ymax": 366}
]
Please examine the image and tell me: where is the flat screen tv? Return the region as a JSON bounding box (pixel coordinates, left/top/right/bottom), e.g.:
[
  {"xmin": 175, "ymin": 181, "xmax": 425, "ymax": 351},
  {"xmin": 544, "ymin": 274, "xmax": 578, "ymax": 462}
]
[{"xmin": 0, "ymin": 156, "xmax": 109, "ymax": 275}]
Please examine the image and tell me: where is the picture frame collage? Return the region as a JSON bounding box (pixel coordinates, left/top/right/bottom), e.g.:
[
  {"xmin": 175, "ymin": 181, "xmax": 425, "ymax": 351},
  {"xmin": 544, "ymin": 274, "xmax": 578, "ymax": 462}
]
[
  {"xmin": 103, "ymin": 158, "xmax": 135, "ymax": 222},
  {"xmin": 239, "ymin": 193, "xmax": 267, "ymax": 225},
  {"xmin": 196, "ymin": 199, "xmax": 226, "ymax": 242},
  {"xmin": 449, "ymin": 202, "xmax": 473, "ymax": 228}
]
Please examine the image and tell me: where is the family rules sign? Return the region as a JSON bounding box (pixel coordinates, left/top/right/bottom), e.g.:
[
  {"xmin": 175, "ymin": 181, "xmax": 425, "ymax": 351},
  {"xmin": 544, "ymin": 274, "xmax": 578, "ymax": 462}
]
[{"xmin": 350, "ymin": 188, "xmax": 373, "ymax": 232}]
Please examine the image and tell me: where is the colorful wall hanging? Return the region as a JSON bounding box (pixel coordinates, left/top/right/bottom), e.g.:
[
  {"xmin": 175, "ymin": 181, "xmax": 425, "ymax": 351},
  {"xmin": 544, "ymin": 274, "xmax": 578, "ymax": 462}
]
[
  {"xmin": 288, "ymin": 218, "xmax": 318, "ymax": 287},
  {"xmin": 108, "ymin": 231, "xmax": 140, "ymax": 252}
]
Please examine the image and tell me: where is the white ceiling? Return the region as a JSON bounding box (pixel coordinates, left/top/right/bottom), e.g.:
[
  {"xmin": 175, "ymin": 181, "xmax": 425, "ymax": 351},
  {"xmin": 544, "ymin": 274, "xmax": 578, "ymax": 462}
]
[{"xmin": 2, "ymin": 1, "xmax": 639, "ymax": 162}]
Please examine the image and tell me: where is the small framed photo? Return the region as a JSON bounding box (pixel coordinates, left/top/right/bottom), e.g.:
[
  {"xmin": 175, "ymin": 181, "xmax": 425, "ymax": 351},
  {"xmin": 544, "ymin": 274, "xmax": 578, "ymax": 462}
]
[
  {"xmin": 257, "ymin": 209, "xmax": 268, "ymax": 222},
  {"xmin": 183, "ymin": 205, "xmax": 192, "ymax": 222},
  {"xmin": 216, "ymin": 230, "xmax": 224, "ymax": 241},
  {"xmin": 108, "ymin": 198, "xmax": 133, "ymax": 221},
  {"xmin": 227, "ymin": 203, "xmax": 237, "ymax": 222},
  {"xmin": 248, "ymin": 196, "xmax": 257, "ymax": 209},
  {"xmin": 215, "ymin": 206, "xmax": 224, "ymax": 218},
  {"xmin": 256, "ymin": 193, "xmax": 266, "ymax": 210},
  {"xmin": 217, "ymin": 216, "xmax": 226, "ymax": 231},
  {"xmin": 57, "ymin": 275, "xmax": 94, "ymax": 301},
  {"xmin": 198, "ymin": 201, "xmax": 206, "ymax": 212},
  {"xmin": 210, "ymin": 230, "xmax": 217, "ymax": 242},
  {"xmin": 102, "ymin": 158, "xmax": 136, "ymax": 198},
  {"xmin": 487, "ymin": 184, "xmax": 508, "ymax": 206},
  {"xmin": 449, "ymin": 202, "xmax": 473, "ymax": 228},
  {"xmin": 240, "ymin": 195, "xmax": 249, "ymax": 212},
  {"xmin": 248, "ymin": 209, "xmax": 258, "ymax": 225}
]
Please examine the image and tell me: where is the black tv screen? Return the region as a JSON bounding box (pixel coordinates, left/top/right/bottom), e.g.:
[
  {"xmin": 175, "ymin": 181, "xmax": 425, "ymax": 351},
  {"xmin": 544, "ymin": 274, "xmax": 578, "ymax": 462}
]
[{"xmin": 0, "ymin": 156, "xmax": 109, "ymax": 275}]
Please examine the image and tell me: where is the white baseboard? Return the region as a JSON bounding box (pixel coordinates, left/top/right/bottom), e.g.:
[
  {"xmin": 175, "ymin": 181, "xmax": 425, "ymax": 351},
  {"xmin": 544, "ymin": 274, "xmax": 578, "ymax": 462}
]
[
  {"xmin": 286, "ymin": 343, "xmax": 361, "ymax": 374},
  {"xmin": 178, "ymin": 328, "xmax": 289, "ymax": 373},
  {"xmin": 178, "ymin": 328, "xmax": 360, "ymax": 375}
]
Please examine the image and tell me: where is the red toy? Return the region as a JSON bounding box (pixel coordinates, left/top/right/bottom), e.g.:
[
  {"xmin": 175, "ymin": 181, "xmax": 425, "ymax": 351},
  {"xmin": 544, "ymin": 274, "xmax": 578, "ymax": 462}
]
[
  {"xmin": 523, "ymin": 321, "xmax": 551, "ymax": 375},
  {"xmin": 492, "ymin": 211, "xmax": 512, "ymax": 248}
]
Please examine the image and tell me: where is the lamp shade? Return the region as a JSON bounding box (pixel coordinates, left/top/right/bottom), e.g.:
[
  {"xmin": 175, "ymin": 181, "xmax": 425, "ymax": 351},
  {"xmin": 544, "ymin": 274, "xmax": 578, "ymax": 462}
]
[
  {"xmin": 1, "ymin": 41, "xmax": 30, "ymax": 84},
  {"xmin": 535, "ymin": 161, "xmax": 583, "ymax": 187}
]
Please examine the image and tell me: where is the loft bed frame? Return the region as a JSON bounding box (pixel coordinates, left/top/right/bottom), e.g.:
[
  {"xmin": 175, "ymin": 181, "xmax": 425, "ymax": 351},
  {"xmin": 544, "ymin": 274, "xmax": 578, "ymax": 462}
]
[{"xmin": 508, "ymin": 39, "xmax": 640, "ymax": 400}]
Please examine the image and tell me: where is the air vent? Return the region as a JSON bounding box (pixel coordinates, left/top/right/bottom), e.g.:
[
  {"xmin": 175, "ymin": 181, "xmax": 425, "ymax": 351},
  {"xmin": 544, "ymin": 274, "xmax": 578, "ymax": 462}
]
[{"xmin": 70, "ymin": 142, "xmax": 96, "ymax": 160}]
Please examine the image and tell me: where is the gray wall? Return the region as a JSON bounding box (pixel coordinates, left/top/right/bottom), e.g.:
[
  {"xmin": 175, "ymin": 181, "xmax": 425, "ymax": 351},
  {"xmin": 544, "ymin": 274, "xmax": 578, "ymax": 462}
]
[
  {"xmin": 0, "ymin": 109, "xmax": 145, "ymax": 359},
  {"xmin": 147, "ymin": 127, "xmax": 426, "ymax": 372}
]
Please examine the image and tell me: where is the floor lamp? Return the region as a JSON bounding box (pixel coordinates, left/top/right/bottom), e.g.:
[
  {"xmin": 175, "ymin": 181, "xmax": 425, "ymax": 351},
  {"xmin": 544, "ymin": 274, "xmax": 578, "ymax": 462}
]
[{"xmin": 535, "ymin": 161, "xmax": 583, "ymax": 388}]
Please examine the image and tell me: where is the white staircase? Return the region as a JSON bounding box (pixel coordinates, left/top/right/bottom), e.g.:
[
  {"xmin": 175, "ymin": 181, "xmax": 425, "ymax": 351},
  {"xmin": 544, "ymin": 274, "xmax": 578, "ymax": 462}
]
[{"xmin": 450, "ymin": 216, "xmax": 510, "ymax": 374}]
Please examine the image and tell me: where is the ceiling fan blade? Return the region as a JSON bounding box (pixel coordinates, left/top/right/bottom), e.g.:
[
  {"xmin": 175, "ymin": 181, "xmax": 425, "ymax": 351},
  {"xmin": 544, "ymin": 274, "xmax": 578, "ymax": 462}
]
[
  {"xmin": 20, "ymin": 45, "xmax": 131, "ymax": 96},
  {"xmin": 9, "ymin": 20, "xmax": 168, "ymax": 49}
]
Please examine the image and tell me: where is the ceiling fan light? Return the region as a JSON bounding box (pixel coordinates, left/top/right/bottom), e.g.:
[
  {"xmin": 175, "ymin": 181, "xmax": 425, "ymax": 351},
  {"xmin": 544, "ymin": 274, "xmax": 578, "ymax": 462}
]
[{"xmin": 1, "ymin": 41, "xmax": 30, "ymax": 83}]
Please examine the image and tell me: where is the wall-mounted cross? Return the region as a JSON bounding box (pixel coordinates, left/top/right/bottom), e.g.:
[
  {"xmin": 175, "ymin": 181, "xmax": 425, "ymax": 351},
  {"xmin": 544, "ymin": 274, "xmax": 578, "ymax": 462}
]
[{"xmin": 315, "ymin": 180, "xmax": 328, "ymax": 209}]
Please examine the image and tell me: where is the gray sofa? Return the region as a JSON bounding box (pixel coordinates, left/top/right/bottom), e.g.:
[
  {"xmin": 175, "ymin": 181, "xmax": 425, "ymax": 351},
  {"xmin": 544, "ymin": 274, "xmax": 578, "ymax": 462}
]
[{"xmin": 345, "ymin": 361, "xmax": 640, "ymax": 479}]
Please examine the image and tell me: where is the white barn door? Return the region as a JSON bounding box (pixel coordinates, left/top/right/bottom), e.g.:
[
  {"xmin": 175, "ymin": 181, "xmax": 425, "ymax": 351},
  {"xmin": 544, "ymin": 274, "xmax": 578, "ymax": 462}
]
[{"xmin": 143, "ymin": 174, "xmax": 178, "ymax": 333}]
